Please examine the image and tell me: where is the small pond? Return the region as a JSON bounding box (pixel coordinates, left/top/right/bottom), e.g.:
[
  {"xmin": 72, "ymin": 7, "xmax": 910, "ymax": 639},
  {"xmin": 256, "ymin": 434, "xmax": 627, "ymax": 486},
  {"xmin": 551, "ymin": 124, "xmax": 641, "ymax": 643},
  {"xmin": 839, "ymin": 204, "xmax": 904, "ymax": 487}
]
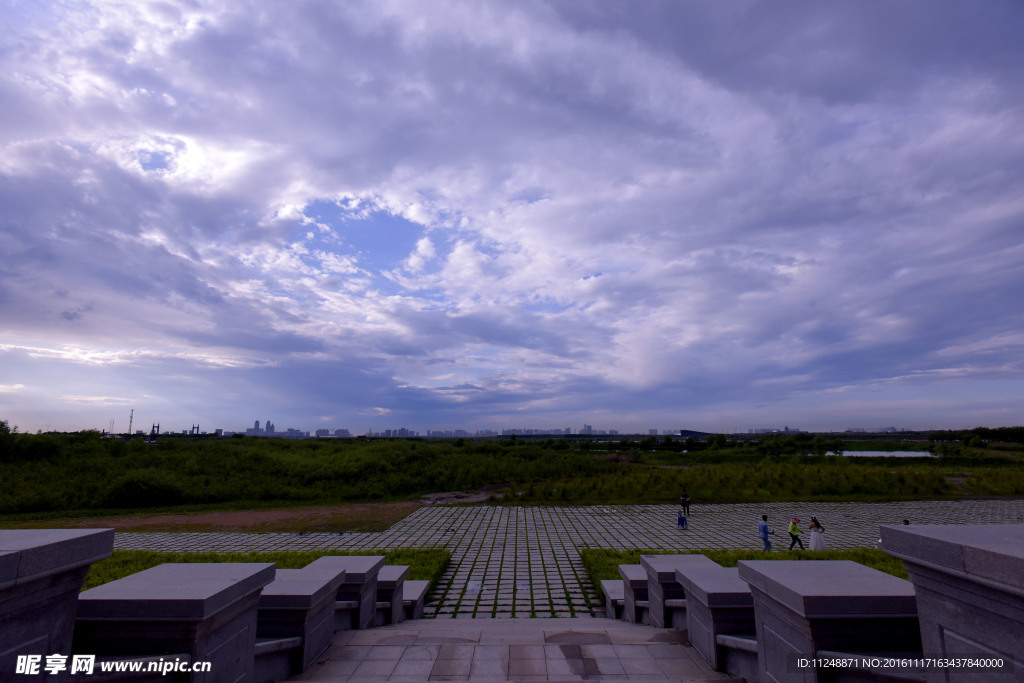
[{"xmin": 837, "ymin": 450, "xmax": 936, "ymax": 458}]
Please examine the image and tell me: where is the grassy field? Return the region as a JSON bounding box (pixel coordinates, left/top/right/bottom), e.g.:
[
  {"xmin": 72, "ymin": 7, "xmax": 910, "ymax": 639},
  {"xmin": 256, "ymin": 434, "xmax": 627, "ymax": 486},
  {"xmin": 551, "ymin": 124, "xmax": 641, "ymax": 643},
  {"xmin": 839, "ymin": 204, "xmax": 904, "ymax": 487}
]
[{"xmin": 1, "ymin": 425, "xmax": 1022, "ymax": 523}]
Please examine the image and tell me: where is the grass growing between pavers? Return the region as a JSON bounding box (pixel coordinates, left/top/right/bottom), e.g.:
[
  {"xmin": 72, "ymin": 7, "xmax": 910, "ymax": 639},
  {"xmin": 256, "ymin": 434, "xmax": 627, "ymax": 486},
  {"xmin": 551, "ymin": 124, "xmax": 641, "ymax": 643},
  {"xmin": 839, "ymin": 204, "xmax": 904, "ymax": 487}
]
[
  {"xmin": 580, "ymin": 548, "xmax": 908, "ymax": 602},
  {"xmin": 82, "ymin": 548, "xmax": 451, "ymax": 594}
]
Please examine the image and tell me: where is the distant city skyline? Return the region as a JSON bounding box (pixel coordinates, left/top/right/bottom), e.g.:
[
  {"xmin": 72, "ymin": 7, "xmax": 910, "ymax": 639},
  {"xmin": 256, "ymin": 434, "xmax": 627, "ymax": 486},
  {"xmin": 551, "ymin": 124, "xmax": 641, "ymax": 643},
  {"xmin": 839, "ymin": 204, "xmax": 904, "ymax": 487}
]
[
  {"xmin": 105, "ymin": 416, "xmax": 932, "ymax": 439},
  {"xmin": 3, "ymin": 4, "xmax": 1023, "ymax": 435}
]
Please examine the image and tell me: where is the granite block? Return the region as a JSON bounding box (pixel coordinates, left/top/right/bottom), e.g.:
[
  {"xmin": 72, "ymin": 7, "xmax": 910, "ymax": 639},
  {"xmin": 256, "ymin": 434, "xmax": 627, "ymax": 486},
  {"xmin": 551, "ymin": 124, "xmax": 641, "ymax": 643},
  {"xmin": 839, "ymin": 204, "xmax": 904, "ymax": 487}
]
[
  {"xmin": 738, "ymin": 559, "xmax": 917, "ymax": 618},
  {"xmin": 641, "ymin": 554, "xmax": 719, "ymax": 628},
  {"xmin": 618, "ymin": 564, "xmax": 647, "ymax": 590},
  {"xmin": 882, "ymin": 523, "xmax": 1024, "ymax": 683},
  {"xmin": 0, "ymin": 529, "xmax": 114, "ymax": 683},
  {"xmin": 640, "ymin": 554, "xmax": 720, "ymax": 584},
  {"xmin": 619, "ymin": 565, "xmax": 649, "ymax": 624},
  {"xmin": 738, "ymin": 560, "xmax": 920, "ymax": 683},
  {"xmin": 304, "ymin": 555, "xmax": 384, "ymax": 584},
  {"xmin": 74, "ymin": 562, "xmax": 276, "ymax": 683},
  {"xmin": 678, "ymin": 565, "xmax": 754, "ymax": 672},
  {"xmin": 378, "ymin": 565, "xmax": 410, "ymax": 589},
  {"xmin": 678, "ymin": 566, "xmax": 753, "ymax": 609},
  {"xmin": 259, "ymin": 568, "xmax": 346, "ymax": 611},
  {"xmin": 302, "ymin": 556, "xmax": 383, "ymax": 629},
  {"xmin": 880, "ymin": 523, "xmax": 1024, "ymax": 593},
  {"xmin": 78, "ymin": 563, "xmax": 277, "ymax": 620},
  {"xmin": 0, "ymin": 529, "xmax": 115, "ymax": 585}
]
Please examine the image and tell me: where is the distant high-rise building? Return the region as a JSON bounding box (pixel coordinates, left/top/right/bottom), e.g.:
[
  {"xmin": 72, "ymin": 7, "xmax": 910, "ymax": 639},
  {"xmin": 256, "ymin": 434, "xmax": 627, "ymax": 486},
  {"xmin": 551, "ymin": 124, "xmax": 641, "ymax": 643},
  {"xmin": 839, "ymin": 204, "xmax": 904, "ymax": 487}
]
[{"xmin": 649, "ymin": 429, "xmax": 658, "ymax": 435}]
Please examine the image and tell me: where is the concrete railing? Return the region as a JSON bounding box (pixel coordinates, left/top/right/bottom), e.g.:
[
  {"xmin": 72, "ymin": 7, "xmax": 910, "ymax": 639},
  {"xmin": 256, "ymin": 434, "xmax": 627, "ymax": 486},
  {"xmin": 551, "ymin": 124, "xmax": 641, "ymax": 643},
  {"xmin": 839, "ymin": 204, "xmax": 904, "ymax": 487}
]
[
  {"xmin": 880, "ymin": 523, "xmax": 1023, "ymax": 683},
  {"xmin": 1, "ymin": 531, "xmax": 430, "ymax": 682},
  {"xmin": 1, "ymin": 529, "xmax": 115, "ymax": 683},
  {"xmin": 611, "ymin": 523, "xmax": 1024, "ymax": 683},
  {"xmin": 641, "ymin": 553, "xmax": 721, "ymax": 629}
]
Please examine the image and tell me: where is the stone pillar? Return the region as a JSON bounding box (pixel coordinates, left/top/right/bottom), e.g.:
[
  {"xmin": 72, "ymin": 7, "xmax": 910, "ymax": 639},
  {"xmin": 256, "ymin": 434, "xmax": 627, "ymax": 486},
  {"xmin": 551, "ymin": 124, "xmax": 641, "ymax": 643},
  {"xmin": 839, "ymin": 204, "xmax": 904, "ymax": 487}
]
[
  {"xmin": 75, "ymin": 563, "xmax": 276, "ymax": 683},
  {"xmin": 641, "ymin": 554, "xmax": 721, "ymax": 628},
  {"xmin": 256, "ymin": 567, "xmax": 346, "ymax": 675},
  {"xmin": 0, "ymin": 529, "xmax": 114, "ymax": 682},
  {"xmin": 738, "ymin": 560, "xmax": 920, "ymax": 683},
  {"xmin": 376, "ymin": 565, "xmax": 409, "ymax": 626},
  {"xmin": 881, "ymin": 523, "xmax": 1024, "ymax": 683},
  {"xmin": 677, "ymin": 565, "xmax": 755, "ymax": 672},
  {"xmin": 302, "ymin": 555, "xmax": 384, "ymax": 630},
  {"xmin": 618, "ymin": 564, "xmax": 648, "ymax": 624}
]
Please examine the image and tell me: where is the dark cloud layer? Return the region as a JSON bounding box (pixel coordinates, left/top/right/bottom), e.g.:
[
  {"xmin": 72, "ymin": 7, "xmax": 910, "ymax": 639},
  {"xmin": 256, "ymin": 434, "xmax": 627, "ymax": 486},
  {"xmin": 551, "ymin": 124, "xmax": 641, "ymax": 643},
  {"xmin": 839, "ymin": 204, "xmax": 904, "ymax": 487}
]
[{"xmin": 1, "ymin": 1, "xmax": 1022, "ymax": 433}]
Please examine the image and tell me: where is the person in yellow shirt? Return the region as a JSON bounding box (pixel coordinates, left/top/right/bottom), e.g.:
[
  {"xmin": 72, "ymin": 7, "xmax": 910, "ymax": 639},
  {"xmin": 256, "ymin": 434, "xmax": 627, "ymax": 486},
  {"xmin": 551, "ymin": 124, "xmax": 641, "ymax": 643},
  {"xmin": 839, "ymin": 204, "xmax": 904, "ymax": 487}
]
[{"xmin": 787, "ymin": 517, "xmax": 805, "ymax": 550}]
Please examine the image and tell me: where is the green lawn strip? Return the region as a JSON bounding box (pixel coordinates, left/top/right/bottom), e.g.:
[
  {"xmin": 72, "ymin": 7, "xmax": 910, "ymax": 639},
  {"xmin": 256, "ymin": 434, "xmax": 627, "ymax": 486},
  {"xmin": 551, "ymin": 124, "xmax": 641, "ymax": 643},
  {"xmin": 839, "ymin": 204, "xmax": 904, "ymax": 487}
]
[
  {"xmin": 83, "ymin": 548, "xmax": 451, "ymax": 603},
  {"xmin": 580, "ymin": 547, "xmax": 908, "ymax": 603}
]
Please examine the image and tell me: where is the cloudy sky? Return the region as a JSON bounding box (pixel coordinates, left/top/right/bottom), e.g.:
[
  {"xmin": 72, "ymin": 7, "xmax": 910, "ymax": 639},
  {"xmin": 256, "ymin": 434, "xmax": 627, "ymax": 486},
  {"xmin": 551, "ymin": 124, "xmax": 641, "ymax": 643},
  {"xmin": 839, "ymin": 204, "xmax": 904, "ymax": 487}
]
[{"xmin": 2, "ymin": 1, "xmax": 1023, "ymax": 435}]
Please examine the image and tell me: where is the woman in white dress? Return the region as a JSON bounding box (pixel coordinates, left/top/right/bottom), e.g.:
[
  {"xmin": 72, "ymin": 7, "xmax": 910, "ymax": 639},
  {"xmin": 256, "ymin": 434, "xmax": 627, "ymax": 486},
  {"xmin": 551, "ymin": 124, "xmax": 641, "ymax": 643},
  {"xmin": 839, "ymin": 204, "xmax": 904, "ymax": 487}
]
[{"xmin": 808, "ymin": 516, "xmax": 826, "ymax": 550}]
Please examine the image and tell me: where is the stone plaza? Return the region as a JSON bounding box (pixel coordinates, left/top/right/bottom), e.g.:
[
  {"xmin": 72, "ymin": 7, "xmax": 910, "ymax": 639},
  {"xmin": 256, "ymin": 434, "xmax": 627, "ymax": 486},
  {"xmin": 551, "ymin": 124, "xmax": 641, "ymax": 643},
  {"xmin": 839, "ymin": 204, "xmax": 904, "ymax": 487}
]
[{"xmin": 115, "ymin": 499, "xmax": 1024, "ymax": 620}]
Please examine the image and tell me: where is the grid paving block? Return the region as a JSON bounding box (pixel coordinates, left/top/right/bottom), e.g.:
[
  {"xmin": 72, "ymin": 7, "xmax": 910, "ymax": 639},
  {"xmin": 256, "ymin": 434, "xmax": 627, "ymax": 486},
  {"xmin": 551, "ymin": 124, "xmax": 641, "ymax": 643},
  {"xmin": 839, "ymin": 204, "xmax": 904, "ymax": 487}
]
[{"xmin": 113, "ymin": 500, "xmax": 1024, "ymax": 620}]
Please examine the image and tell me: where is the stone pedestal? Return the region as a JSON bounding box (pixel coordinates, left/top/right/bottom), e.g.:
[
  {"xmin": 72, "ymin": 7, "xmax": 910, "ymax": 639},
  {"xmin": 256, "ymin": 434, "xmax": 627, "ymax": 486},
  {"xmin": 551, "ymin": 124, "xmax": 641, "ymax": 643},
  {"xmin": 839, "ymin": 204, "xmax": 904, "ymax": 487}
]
[
  {"xmin": 376, "ymin": 564, "xmax": 408, "ymax": 626},
  {"xmin": 619, "ymin": 564, "xmax": 648, "ymax": 624},
  {"xmin": 881, "ymin": 523, "xmax": 1024, "ymax": 683},
  {"xmin": 0, "ymin": 529, "xmax": 114, "ymax": 682},
  {"xmin": 401, "ymin": 580, "xmax": 430, "ymax": 621},
  {"xmin": 75, "ymin": 563, "xmax": 276, "ymax": 683},
  {"xmin": 302, "ymin": 555, "xmax": 384, "ymax": 630},
  {"xmin": 738, "ymin": 560, "xmax": 920, "ymax": 683},
  {"xmin": 677, "ymin": 565, "xmax": 755, "ymax": 672},
  {"xmin": 601, "ymin": 580, "xmax": 625, "ymax": 620},
  {"xmin": 256, "ymin": 567, "xmax": 346, "ymax": 677},
  {"xmin": 641, "ymin": 554, "xmax": 721, "ymax": 628}
]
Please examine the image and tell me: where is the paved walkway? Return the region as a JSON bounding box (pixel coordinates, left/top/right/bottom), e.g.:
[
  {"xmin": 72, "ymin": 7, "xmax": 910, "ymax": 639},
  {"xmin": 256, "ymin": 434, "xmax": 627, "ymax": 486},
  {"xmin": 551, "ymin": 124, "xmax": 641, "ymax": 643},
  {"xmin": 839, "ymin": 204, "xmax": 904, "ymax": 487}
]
[
  {"xmin": 115, "ymin": 499, "xmax": 1024, "ymax": 620},
  {"xmin": 290, "ymin": 617, "xmax": 733, "ymax": 682}
]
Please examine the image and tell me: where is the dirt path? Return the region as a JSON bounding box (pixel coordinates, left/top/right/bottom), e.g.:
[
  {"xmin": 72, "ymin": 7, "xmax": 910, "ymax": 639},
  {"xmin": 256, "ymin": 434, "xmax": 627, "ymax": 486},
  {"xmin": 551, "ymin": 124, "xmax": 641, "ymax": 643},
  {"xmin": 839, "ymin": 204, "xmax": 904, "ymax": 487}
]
[
  {"xmin": 7, "ymin": 502, "xmax": 422, "ymax": 534},
  {"xmin": 2, "ymin": 489, "xmax": 500, "ymax": 534}
]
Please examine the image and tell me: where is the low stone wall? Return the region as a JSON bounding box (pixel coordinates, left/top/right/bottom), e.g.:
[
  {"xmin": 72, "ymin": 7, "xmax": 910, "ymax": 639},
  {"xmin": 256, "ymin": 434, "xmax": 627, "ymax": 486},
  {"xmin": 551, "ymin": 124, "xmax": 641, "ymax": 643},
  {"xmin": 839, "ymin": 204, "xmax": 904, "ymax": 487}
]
[
  {"xmin": 611, "ymin": 523, "xmax": 1024, "ymax": 683},
  {"xmin": 0, "ymin": 531, "xmax": 427, "ymax": 682}
]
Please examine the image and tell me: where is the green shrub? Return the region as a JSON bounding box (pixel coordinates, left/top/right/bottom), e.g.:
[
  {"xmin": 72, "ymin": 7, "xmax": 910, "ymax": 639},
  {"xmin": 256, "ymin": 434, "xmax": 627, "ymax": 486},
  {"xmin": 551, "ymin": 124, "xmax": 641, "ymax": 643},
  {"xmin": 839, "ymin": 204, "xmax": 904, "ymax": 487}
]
[{"xmin": 101, "ymin": 469, "xmax": 188, "ymax": 508}]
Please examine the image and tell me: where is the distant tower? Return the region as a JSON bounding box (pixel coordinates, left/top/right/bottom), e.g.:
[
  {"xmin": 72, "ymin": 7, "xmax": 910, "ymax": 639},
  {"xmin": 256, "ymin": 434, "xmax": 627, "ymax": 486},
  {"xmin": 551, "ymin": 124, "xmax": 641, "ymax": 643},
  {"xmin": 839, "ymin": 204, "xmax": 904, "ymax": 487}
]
[
  {"xmin": 254, "ymin": 419, "xmax": 261, "ymax": 432},
  {"xmin": 191, "ymin": 424, "xmax": 199, "ymax": 435},
  {"xmin": 128, "ymin": 409, "xmax": 133, "ymax": 436},
  {"xmin": 150, "ymin": 423, "xmax": 160, "ymax": 436}
]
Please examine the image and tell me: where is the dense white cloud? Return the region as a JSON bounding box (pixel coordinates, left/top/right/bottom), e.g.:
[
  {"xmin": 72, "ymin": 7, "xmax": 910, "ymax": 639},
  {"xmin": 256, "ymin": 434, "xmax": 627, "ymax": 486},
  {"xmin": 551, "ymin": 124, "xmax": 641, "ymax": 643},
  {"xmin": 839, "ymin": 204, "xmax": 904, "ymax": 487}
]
[{"xmin": 1, "ymin": 0, "xmax": 1023, "ymax": 434}]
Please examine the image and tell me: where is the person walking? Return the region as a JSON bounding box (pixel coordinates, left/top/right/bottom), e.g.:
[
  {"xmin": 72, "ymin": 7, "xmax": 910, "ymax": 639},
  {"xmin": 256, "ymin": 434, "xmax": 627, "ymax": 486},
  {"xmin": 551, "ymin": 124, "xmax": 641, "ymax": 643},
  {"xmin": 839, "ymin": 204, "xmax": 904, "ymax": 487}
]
[
  {"xmin": 807, "ymin": 516, "xmax": 826, "ymax": 551},
  {"xmin": 758, "ymin": 514, "xmax": 774, "ymax": 551},
  {"xmin": 680, "ymin": 492, "xmax": 691, "ymax": 515},
  {"xmin": 788, "ymin": 517, "xmax": 805, "ymax": 550},
  {"xmin": 677, "ymin": 509, "xmax": 688, "ymax": 530}
]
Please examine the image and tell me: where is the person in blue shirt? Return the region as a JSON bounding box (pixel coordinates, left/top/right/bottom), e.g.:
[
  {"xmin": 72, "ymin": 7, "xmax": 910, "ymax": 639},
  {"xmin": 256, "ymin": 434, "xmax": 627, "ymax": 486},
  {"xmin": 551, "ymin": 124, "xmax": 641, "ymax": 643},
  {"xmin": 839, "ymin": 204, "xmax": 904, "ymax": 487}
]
[{"xmin": 758, "ymin": 514, "xmax": 774, "ymax": 551}]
